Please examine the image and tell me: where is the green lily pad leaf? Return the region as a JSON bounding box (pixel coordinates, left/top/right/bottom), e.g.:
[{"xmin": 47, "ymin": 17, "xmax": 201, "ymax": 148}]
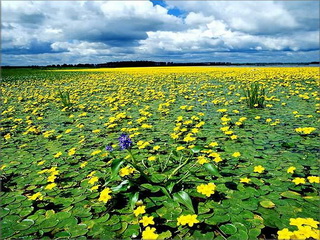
[
  {"xmin": 260, "ymin": 200, "xmax": 276, "ymax": 208},
  {"xmin": 158, "ymin": 230, "xmax": 173, "ymax": 239},
  {"xmin": 173, "ymin": 191, "xmax": 195, "ymax": 213},
  {"xmin": 1, "ymin": 226, "xmax": 15, "ymax": 238},
  {"xmin": 0, "ymin": 207, "xmax": 10, "ymax": 218},
  {"xmin": 116, "ymin": 221, "xmax": 128, "ymax": 235},
  {"xmin": 2, "ymin": 196, "xmax": 15, "ymax": 205},
  {"xmin": 191, "ymin": 145, "xmax": 202, "ymax": 153},
  {"xmin": 19, "ymin": 206, "xmax": 34, "ymax": 217},
  {"xmin": 56, "ymin": 217, "xmax": 78, "ymax": 228},
  {"xmin": 45, "ymin": 210, "xmax": 56, "ymax": 218},
  {"xmin": 192, "ymin": 230, "xmax": 214, "ymax": 239},
  {"xmin": 122, "ymin": 224, "xmax": 140, "ymax": 238},
  {"xmin": 69, "ymin": 224, "xmax": 88, "ymax": 238},
  {"xmin": 228, "ymin": 230, "xmax": 249, "ymax": 240},
  {"xmin": 15, "ymin": 219, "xmax": 35, "ymax": 231},
  {"xmin": 206, "ymin": 214, "xmax": 230, "ymax": 225},
  {"xmin": 54, "ymin": 231, "xmax": 71, "ymax": 238},
  {"xmin": 203, "ymin": 163, "xmax": 220, "ymax": 176},
  {"xmin": 220, "ymin": 223, "xmax": 237, "ymax": 235},
  {"xmin": 280, "ymin": 191, "xmax": 301, "ymax": 199},
  {"xmin": 105, "ymin": 215, "xmax": 120, "ymax": 225},
  {"xmin": 39, "ymin": 218, "xmax": 59, "ymax": 229},
  {"xmin": 248, "ymin": 228, "xmax": 261, "ymax": 239},
  {"xmin": 55, "ymin": 212, "xmax": 72, "ymax": 220}
]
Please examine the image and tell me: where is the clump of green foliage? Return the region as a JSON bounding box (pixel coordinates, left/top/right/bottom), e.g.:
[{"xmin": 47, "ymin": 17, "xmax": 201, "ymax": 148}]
[
  {"xmin": 57, "ymin": 88, "xmax": 72, "ymax": 108},
  {"xmin": 244, "ymin": 83, "xmax": 266, "ymax": 108}
]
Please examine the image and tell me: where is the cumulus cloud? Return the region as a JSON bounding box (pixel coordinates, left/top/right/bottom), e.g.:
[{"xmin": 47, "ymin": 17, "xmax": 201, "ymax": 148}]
[{"xmin": 1, "ymin": 0, "xmax": 319, "ymax": 65}]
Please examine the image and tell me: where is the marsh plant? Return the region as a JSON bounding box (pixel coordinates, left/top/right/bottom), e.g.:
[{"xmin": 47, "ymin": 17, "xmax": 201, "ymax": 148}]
[
  {"xmin": 57, "ymin": 88, "xmax": 72, "ymax": 108},
  {"xmin": 243, "ymin": 83, "xmax": 266, "ymax": 108}
]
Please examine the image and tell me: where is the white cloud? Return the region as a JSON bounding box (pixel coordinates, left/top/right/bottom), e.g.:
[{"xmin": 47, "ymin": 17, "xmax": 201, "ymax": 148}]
[{"xmin": 1, "ymin": 0, "xmax": 319, "ymax": 65}]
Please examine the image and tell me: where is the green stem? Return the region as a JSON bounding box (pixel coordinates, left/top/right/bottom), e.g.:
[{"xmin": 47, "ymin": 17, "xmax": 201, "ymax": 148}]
[
  {"xmin": 166, "ymin": 153, "xmax": 194, "ymax": 181},
  {"xmin": 127, "ymin": 149, "xmax": 151, "ymax": 182}
]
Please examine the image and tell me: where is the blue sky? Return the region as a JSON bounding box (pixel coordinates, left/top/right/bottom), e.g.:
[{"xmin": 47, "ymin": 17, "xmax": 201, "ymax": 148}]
[{"xmin": 1, "ymin": 1, "xmax": 319, "ymax": 66}]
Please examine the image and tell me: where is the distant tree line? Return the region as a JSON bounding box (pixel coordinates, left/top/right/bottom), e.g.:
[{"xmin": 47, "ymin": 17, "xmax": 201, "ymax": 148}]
[{"xmin": 2, "ymin": 61, "xmax": 319, "ymax": 68}]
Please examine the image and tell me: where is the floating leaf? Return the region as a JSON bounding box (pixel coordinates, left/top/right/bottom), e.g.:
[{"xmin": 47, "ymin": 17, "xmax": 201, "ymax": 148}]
[
  {"xmin": 280, "ymin": 191, "xmax": 301, "ymax": 199},
  {"xmin": 260, "ymin": 200, "xmax": 276, "ymax": 208},
  {"xmin": 220, "ymin": 223, "xmax": 237, "ymax": 235},
  {"xmin": 203, "ymin": 163, "xmax": 220, "ymax": 176}
]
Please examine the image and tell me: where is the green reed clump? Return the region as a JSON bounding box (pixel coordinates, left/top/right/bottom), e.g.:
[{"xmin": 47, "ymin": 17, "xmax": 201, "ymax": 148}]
[
  {"xmin": 244, "ymin": 83, "xmax": 266, "ymax": 108},
  {"xmin": 57, "ymin": 88, "xmax": 72, "ymax": 108}
]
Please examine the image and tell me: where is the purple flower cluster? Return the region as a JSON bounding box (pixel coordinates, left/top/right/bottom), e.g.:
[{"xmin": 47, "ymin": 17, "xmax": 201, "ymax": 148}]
[
  {"xmin": 105, "ymin": 145, "xmax": 113, "ymax": 152},
  {"xmin": 118, "ymin": 133, "xmax": 132, "ymax": 150}
]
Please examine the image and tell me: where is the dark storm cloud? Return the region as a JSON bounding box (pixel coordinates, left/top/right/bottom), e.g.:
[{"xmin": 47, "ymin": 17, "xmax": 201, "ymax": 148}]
[{"xmin": 2, "ymin": 40, "xmax": 56, "ymax": 55}]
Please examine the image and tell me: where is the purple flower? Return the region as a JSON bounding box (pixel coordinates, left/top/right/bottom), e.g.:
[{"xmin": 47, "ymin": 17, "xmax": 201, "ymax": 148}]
[
  {"xmin": 105, "ymin": 145, "xmax": 113, "ymax": 152},
  {"xmin": 118, "ymin": 133, "xmax": 132, "ymax": 150}
]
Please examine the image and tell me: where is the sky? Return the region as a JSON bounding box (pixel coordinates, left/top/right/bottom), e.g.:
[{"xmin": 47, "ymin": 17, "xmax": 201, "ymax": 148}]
[{"xmin": 1, "ymin": 0, "xmax": 319, "ymax": 66}]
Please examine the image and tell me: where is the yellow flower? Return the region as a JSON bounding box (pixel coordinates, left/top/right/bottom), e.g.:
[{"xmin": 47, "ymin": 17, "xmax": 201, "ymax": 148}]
[
  {"xmin": 90, "ymin": 185, "xmax": 100, "ymax": 191},
  {"xmin": 148, "ymin": 156, "xmax": 156, "ymax": 161},
  {"xmin": 153, "ymin": 146, "xmax": 160, "ymax": 151},
  {"xmin": 134, "ymin": 206, "xmax": 146, "ymax": 217},
  {"xmin": 65, "ymin": 129, "xmax": 73, "ymax": 133},
  {"xmin": 209, "ymin": 142, "xmax": 218, "ymax": 147},
  {"xmin": 296, "ymin": 225, "xmax": 316, "ymax": 239},
  {"xmin": 289, "ymin": 218, "xmax": 305, "ymax": 227},
  {"xmin": 45, "ymin": 183, "xmax": 57, "ymax": 190},
  {"xmin": 37, "ymin": 160, "xmax": 46, "ymax": 166},
  {"xmin": 47, "ymin": 175, "xmax": 57, "ymax": 183},
  {"xmin": 0, "ymin": 165, "xmax": 7, "ymax": 170},
  {"xmin": 254, "ymin": 165, "xmax": 265, "ymax": 173},
  {"xmin": 277, "ymin": 228, "xmax": 293, "ymax": 240},
  {"xmin": 287, "ymin": 166, "xmax": 296, "ymax": 174},
  {"xmin": 92, "ymin": 129, "xmax": 101, "ymax": 133},
  {"xmin": 4, "ymin": 133, "xmax": 11, "ymax": 140},
  {"xmin": 213, "ymin": 156, "xmax": 223, "ymax": 163},
  {"xmin": 197, "ymin": 183, "xmax": 216, "ymax": 197},
  {"xmin": 54, "ymin": 152, "xmax": 62, "ymax": 158},
  {"xmin": 295, "ymin": 127, "xmax": 316, "ymax": 134},
  {"xmin": 80, "ymin": 161, "xmax": 88, "ymax": 168},
  {"xmin": 230, "ymin": 135, "xmax": 238, "ymax": 140},
  {"xmin": 307, "ymin": 176, "xmax": 319, "ymax": 183},
  {"xmin": 91, "ymin": 150, "xmax": 102, "ymax": 156},
  {"xmin": 119, "ymin": 166, "xmax": 135, "ymax": 177},
  {"xmin": 254, "ymin": 116, "xmax": 261, "ymax": 120},
  {"xmin": 68, "ymin": 148, "xmax": 76, "ymax": 156},
  {"xmin": 88, "ymin": 176, "xmax": 99, "ymax": 185},
  {"xmin": 266, "ymin": 118, "xmax": 272, "ymax": 123},
  {"xmin": 87, "ymin": 171, "xmax": 96, "ymax": 177},
  {"xmin": 197, "ymin": 156, "xmax": 209, "ymax": 165},
  {"xmin": 240, "ymin": 177, "xmax": 251, "ymax": 184},
  {"xmin": 27, "ymin": 192, "xmax": 43, "ymax": 201},
  {"xmin": 98, "ymin": 188, "xmax": 112, "ymax": 203},
  {"xmin": 183, "ymin": 134, "xmax": 196, "ymax": 142},
  {"xmin": 139, "ymin": 216, "xmax": 155, "ymax": 227},
  {"xmin": 292, "ymin": 177, "xmax": 306, "ymax": 185},
  {"xmin": 177, "ymin": 214, "xmax": 199, "ymax": 227},
  {"xmin": 142, "ymin": 227, "xmax": 159, "ymax": 240},
  {"xmin": 232, "ymin": 152, "xmax": 241, "ymax": 157},
  {"xmin": 176, "ymin": 146, "xmax": 185, "ymax": 151},
  {"xmin": 303, "ymin": 218, "xmax": 319, "ymax": 228}
]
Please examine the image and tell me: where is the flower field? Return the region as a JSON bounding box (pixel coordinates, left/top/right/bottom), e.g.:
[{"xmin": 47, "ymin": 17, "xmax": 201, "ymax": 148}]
[{"xmin": 1, "ymin": 66, "xmax": 319, "ymax": 239}]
